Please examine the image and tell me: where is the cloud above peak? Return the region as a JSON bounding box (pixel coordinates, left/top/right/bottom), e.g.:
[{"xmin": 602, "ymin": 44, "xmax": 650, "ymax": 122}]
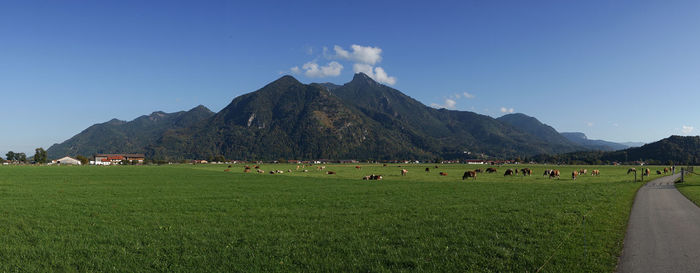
[
  {"xmin": 291, "ymin": 61, "xmax": 343, "ymax": 78},
  {"xmin": 290, "ymin": 44, "xmax": 396, "ymax": 85},
  {"xmin": 334, "ymin": 45, "xmax": 382, "ymax": 65}
]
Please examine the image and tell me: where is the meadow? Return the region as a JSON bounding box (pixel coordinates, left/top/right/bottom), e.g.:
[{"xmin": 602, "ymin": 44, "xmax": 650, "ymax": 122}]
[{"xmin": 0, "ymin": 163, "xmax": 670, "ymax": 272}]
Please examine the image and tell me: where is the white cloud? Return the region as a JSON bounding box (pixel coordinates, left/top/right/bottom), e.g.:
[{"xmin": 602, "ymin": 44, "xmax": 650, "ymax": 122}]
[
  {"xmin": 500, "ymin": 107, "xmax": 514, "ymax": 113},
  {"xmin": 454, "ymin": 93, "xmax": 461, "ymax": 99},
  {"xmin": 463, "ymin": 92, "xmax": 475, "ymax": 99},
  {"xmin": 353, "ymin": 63, "xmax": 396, "ymax": 85},
  {"xmin": 430, "ymin": 98, "xmax": 457, "ymax": 109},
  {"xmin": 334, "ymin": 45, "xmax": 382, "ymax": 65},
  {"xmin": 292, "ymin": 61, "xmax": 343, "ymax": 78},
  {"xmin": 586, "ymin": 121, "xmax": 594, "ymax": 127},
  {"xmin": 682, "ymin": 125, "xmax": 694, "ymax": 134}
]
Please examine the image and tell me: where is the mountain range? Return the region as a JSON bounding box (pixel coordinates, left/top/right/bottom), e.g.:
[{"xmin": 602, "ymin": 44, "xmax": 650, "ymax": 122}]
[{"xmin": 47, "ymin": 73, "xmax": 636, "ymax": 160}]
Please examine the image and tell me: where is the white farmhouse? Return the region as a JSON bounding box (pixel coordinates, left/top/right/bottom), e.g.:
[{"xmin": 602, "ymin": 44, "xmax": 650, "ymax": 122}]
[{"xmin": 53, "ymin": 156, "xmax": 82, "ymax": 165}]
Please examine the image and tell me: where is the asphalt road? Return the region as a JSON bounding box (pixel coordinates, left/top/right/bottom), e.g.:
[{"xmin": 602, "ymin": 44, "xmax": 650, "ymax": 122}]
[{"xmin": 617, "ymin": 173, "xmax": 700, "ymax": 273}]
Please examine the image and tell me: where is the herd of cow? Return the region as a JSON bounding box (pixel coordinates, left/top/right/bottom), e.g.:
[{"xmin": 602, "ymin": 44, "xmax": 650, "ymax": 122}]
[{"xmin": 237, "ymin": 164, "xmax": 674, "ymax": 181}]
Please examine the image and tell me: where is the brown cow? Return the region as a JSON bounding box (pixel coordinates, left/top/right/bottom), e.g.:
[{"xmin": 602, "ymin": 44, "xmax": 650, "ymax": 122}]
[
  {"xmin": 401, "ymin": 169, "xmax": 408, "ymax": 176},
  {"xmin": 627, "ymin": 168, "xmax": 636, "ymax": 175},
  {"xmin": 578, "ymin": 169, "xmax": 587, "ymax": 175},
  {"xmin": 656, "ymin": 170, "xmax": 662, "ymax": 175},
  {"xmin": 439, "ymin": 172, "xmax": 448, "ymax": 176},
  {"xmin": 486, "ymin": 168, "xmax": 498, "ymax": 173},
  {"xmin": 644, "ymin": 168, "xmax": 651, "ymax": 176},
  {"xmin": 474, "ymin": 168, "xmax": 483, "ymax": 173},
  {"xmin": 504, "ymin": 169, "xmax": 514, "ymax": 176},
  {"xmin": 549, "ymin": 170, "xmax": 560, "ymax": 179},
  {"xmin": 355, "ymin": 166, "xmax": 362, "ymax": 169},
  {"xmin": 664, "ymin": 167, "xmax": 669, "ymax": 174},
  {"xmin": 572, "ymin": 171, "xmax": 578, "ymax": 180},
  {"xmin": 591, "ymin": 169, "xmax": 600, "ymax": 176},
  {"xmin": 244, "ymin": 168, "xmax": 251, "ymax": 173},
  {"xmin": 520, "ymin": 168, "xmax": 532, "ymax": 176},
  {"xmin": 463, "ymin": 171, "xmax": 477, "ymax": 180},
  {"xmin": 543, "ymin": 169, "xmax": 552, "ymax": 176}
]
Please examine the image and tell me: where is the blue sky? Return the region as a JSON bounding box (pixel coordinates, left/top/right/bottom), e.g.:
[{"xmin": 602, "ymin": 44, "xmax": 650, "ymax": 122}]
[{"xmin": 2, "ymin": 0, "xmax": 700, "ymax": 156}]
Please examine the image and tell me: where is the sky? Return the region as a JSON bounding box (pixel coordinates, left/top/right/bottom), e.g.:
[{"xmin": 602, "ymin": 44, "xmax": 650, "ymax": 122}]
[{"xmin": 2, "ymin": 0, "xmax": 700, "ymax": 156}]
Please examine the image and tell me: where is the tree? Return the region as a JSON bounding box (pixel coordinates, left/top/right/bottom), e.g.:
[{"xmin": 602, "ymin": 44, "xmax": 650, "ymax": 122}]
[
  {"xmin": 75, "ymin": 155, "xmax": 89, "ymax": 165},
  {"xmin": 33, "ymin": 148, "xmax": 48, "ymax": 164},
  {"xmin": 16, "ymin": 153, "xmax": 27, "ymax": 163},
  {"xmin": 6, "ymin": 151, "xmax": 15, "ymax": 161}
]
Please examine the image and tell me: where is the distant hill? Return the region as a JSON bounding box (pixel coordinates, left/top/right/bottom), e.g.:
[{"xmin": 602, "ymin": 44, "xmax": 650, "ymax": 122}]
[
  {"xmin": 50, "ymin": 73, "xmax": 603, "ymax": 161},
  {"xmin": 560, "ymin": 132, "xmax": 629, "ymax": 151},
  {"xmin": 620, "ymin": 141, "xmax": 645, "ymax": 148},
  {"xmin": 534, "ymin": 135, "xmax": 700, "ymax": 165},
  {"xmin": 496, "ymin": 113, "xmax": 582, "ymax": 149},
  {"xmin": 47, "ymin": 105, "xmax": 214, "ymax": 158}
]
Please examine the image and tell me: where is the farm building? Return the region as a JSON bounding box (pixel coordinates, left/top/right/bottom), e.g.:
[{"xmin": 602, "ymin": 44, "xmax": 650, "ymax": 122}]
[
  {"xmin": 93, "ymin": 154, "xmax": 145, "ymax": 165},
  {"xmin": 53, "ymin": 156, "xmax": 81, "ymax": 165}
]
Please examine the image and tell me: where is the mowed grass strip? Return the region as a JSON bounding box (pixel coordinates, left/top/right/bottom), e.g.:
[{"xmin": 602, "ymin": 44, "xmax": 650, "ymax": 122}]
[
  {"xmin": 675, "ymin": 168, "xmax": 700, "ymax": 206},
  {"xmin": 0, "ymin": 164, "xmax": 654, "ymax": 272}
]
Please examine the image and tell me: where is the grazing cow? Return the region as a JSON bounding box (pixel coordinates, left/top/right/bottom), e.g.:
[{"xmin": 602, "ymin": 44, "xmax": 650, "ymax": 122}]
[
  {"xmin": 543, "ymin": 169, "xmax": 552, "ymax": 176},
  {"xmin": 254, "ymin": 165, "xmax": 260, "ymax": 169},
  {"xmin": 664, "ymin": 167, "xmax": 669, "ymax": 174},
  {"xmin": 549, "ymin": 170, "xmax": 560, "ymax": 179},
  {"xmin": 579, "ymin": 169, "xmax": 587, "ymax": 175},
  {"xmin": 515, "ymin": 169, "xmax": 519, "ymax": 175},
  {"xmin": 572, "ymin": 171, "xmax": 578, "ymax": 180},
  {"xmin": 287, "ymin": 169, "xmax": 292, "ymax": 173},
  {"xmin": 366, "ymin": 174, "xmax": 383, "ymax": 180},
  {"xmin": 435, "ymin": 165, "xmax": 439, "ymax": 169},
  {"xmin": 504, "ymin": 169, "xmax": 514, "ymax": 176},
  {"xmin": 401, "ymin": 169, "xmax": 408, "ymax": 176},
  {"xmin": 656, "ymin": 170, "xmax": 662, "ymax": 175},
  {"xmin": 228, "ymin": 165, "xmax": 232, "ymax": 168},
  {"xmin": 425, "ymin": 167, "xmax": 430, "ymax": 173},
  {"xmin": 644, "ymin": 168, "xmax": 651, "ymax": 176},
  {"xmin": 520, "ymin": 168, "xmax": 532, "ymax": 176},
  {"xmin": 303, "ymin": 170, "xmax": 309, "ymax": 173},
  {"xmin": 486, "ymin": 168, "xmax": 498, "ymax": 173},
  {"xmin": 462, "ymin": 171, "xmax": 477, "ymax": 180},
  {"xmin": 591, "ymin": 169, "xmax": 600, "ymax": 176},
  {"xmin": 257, "ymin": 169, "xmax": 264, "ymax": 174},
  {"xmin": 269, "ymin": 171, "xmax": 275, "ymax": 174},
  {"xmin": 627, "ymin": 168, "xmax": 637, "ymax": 175},
  {"xmin": 276, "ymin": 170, "xmax": 284, "ymax": 174},
  {"xmin": 326, "ymin": 171, "xmax": 336, "ymax": 175},
  {"xmin": 244, "ymin": 168, "xmax": 251, "ymax": 173},
  {"xmin": 355, "ymin": 166, "xmax": 362, "ymax": 169},
  {"xmin": 439, "ymin": 172, "xmax": 448, "ymax": 176},
  {"xmin": 475, "ymin": 169, "xmax": 483, "ymax": 173},
  {"xmin": 224, "ymin": 169, "xmax": 230, "ymax": 172}
]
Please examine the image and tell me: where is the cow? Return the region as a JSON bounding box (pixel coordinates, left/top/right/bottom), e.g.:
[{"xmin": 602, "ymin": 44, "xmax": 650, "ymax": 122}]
[
  {"xmin": 627, "ymin": 168, "xmax": 636, "ymax": 175},
  {"xmin": 486, "ymin": 168, "xmax": 498, "ymax": 173},
  {"xmin": 435, "ymin": 165, "xmax": 439, "ymax": 169},
  {"xmin": 355, "ymin": 166, "xmax": 362, "ymax": 170},
  {"xmin": 656, "ymin": 170, "xmax": 662, "ymax": 175},
  {"xmin": 543, "ymin": 169, "xmax": 552, "ymax": 176},
  {"xmin": 401, "ymin": 169, "xmax": 408, "ymax": 176},
  {"xmin": 644, "ymin": 168, "xmax": 651, "ymax": 176},
  {"xmin": 257, "ymin": 169, "xmax": 264, "ymax": 174},
  {"xmin": 664, "ymin": 167, "xmax": 669, "ymax": 174},
  {"xmin": 520, "ymin": 168, "xmax": 532, "ymax": 176},
  {"xmin": 578, "ymin": 169, "xmax": 587, "ymax": 175},
  {"xmin": 439, "ymin": 172, "xmax": 448, "ymax": 176},
  {"xmin": 366, "ymin": 174, "xmax": 383, "ymax": 180},
  {"xmin": 504, "ymin": 169, "xmax": 514, "ymax": 176},
  {"xmin": 425, "ymin": 167, "xmax": 430, "ymax": 173},
  {"xmin": 244, "ymin": 168, "xmax": 251, "ymax": 173},
  {"xmin": 462, "ymin": 171, "xmax": 477, "ymax": 180},
  {"xmin": 363, "ymin": 176, "xmax": 370, "ymax": 180},
  {"xmin": 591, "ymin": 169, "xmax": 600, "ymax": 176},
  {"xmin": 254, "ymin": 165, "xmax": 260, "ymax": 169},
  {"xmin": 326, "ymin": 171, "xmax": 336, "ymax": 175},
  {"xmin": 572, "ymin": 171, "xmax": 578, "ymax": 180},
  {"xmin": 224, "ymin": 169, "xmax": 230, "ymax": 172},
  {"xmin": 515, "ymin": 169, "xmax": 519, "ymax": 175},
  {"xmin": 549, "ymin": 170, "xmax": 560, "ymax": 179},
  {"xmin": 474, "ymin": 168, "xmax": 483, "ymax": 173}
]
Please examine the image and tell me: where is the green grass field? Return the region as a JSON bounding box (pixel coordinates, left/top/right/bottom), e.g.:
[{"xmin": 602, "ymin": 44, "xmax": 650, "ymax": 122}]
[
  {"xmin": 0, "ymin": 164, "xmax": 671, "ymax": 272},
  {"xmin": 675, "ymin": 169, "xmax": 700, "ymax": 206}
]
